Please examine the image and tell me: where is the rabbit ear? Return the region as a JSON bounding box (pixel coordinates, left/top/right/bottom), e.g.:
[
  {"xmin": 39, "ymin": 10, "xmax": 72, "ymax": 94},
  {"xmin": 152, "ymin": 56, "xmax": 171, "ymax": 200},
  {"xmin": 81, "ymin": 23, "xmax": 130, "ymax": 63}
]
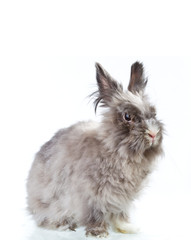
[
  {"xmin": 128, "ymin": 62, "xmax": 147, "ymax": 93},
  {"xmin": 95, "ymin": 62, "xmax": 119, "ymax": 93},
  {"xmin": 94, "ymin": 63, "xmax": 122, "ymax": 110}
]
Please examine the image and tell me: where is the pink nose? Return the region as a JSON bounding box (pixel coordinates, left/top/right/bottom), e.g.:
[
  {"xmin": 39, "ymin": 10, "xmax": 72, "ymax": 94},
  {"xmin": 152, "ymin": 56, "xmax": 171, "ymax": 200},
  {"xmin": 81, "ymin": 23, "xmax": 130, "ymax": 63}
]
[{"xmin": 148, "ymin": 132, "xmax": 156, "ymax": 139}]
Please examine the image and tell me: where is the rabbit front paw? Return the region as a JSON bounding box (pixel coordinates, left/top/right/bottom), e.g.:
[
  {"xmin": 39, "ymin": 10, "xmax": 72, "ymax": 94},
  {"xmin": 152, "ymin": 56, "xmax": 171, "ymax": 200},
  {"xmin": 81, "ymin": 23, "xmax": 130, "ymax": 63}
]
[{"xmin": 86, "ymin": 226, "xmax": 109, "ymax": 238}]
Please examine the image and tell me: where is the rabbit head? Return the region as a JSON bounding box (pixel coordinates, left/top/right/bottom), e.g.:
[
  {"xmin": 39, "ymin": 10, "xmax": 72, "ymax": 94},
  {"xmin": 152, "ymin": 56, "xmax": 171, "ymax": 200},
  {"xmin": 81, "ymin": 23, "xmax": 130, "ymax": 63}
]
[{"xmin": 93, "ymin": 62, "xmax": 164, "ymax": 159}]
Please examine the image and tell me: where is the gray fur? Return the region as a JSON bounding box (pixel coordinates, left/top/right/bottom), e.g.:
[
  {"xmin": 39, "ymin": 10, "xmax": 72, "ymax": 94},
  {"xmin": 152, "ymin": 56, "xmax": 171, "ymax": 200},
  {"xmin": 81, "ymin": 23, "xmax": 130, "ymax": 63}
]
[{"xmin": 27, "ymin": 62, "xmax": 164, "ymax": 237}]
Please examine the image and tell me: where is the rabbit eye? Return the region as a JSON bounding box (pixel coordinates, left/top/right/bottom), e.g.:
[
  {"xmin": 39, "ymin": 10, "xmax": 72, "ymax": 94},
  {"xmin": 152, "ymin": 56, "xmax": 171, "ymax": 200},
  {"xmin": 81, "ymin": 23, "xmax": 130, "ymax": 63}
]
[{"xmin": 124, "ymin": 113, "xmax": 132, "ymax": 122}]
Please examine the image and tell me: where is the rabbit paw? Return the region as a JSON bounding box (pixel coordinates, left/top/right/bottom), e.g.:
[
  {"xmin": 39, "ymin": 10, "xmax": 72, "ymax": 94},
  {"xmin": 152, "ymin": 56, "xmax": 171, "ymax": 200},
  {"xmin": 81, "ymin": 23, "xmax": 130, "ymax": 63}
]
[
  {"xmin": 86, "ymin": 226, "xmax": 109, "ymax": 238},
  {"xmin": 115, "ymin": 222, "xmax": 140, "ymax": 234}
]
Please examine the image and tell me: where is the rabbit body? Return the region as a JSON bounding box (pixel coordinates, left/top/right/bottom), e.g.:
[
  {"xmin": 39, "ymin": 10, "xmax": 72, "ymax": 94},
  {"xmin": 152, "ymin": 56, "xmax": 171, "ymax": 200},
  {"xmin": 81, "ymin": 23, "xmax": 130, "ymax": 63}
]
[{"xmin": 27, "ymin": 62, "xmax": 163, "ymax": 237}]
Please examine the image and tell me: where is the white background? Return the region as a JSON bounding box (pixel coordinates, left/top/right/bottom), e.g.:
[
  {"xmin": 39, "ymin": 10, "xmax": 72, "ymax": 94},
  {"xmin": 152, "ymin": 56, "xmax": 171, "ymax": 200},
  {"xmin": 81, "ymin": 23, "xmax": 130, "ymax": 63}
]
[{"xmin": 0, "ymin": 1, "xmax": 191, "ymax": 240}]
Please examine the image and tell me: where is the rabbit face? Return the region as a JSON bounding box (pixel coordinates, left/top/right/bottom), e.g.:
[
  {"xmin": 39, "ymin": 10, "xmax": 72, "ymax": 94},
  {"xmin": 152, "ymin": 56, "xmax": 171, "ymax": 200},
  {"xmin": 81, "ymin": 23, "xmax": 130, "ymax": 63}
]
[
  {"xmin": 93, "ymin": 62, "xmax": 164, "ymax": 158},
  {"xmin": 114, "ymin": 97, "xmax": 163, "ymax": 154}
]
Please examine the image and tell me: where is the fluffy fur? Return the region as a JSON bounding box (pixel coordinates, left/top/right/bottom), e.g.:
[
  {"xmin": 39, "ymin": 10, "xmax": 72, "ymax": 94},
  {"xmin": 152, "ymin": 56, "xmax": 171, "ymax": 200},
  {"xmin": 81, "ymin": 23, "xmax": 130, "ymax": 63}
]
[{"xmin": 27, "ymin": 62, "xmax": 164, "ymax": 237}]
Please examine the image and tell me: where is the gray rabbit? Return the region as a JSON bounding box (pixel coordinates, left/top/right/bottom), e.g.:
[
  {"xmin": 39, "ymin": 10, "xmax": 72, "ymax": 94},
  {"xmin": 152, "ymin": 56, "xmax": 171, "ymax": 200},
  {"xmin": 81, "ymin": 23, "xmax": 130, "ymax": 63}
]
[{"xmin": 27, "ymin": 62, "xmax": 164, "ymax": 237}]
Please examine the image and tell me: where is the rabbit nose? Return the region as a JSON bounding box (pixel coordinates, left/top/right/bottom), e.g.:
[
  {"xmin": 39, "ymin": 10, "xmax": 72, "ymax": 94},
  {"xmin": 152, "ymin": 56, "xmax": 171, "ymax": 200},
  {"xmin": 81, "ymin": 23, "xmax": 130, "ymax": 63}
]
[{"xmin": 147, "ymin": 131, "xmax": 157, "ymax": 139}]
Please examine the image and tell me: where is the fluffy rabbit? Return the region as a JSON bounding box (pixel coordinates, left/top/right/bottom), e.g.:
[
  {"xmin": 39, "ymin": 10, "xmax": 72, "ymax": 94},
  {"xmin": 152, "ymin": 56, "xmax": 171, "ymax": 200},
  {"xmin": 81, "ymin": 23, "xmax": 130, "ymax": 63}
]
[{"xmin": 27, "ymin": 62, "xmax": 163, "ymax": 237}]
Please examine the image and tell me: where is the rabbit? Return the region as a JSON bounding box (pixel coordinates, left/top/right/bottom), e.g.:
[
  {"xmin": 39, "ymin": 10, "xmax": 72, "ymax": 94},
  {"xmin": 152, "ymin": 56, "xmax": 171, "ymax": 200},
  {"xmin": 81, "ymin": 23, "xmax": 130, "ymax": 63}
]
[{"xmin": 27, "ymin": 61, "xmax": 164, "ymax": 237}]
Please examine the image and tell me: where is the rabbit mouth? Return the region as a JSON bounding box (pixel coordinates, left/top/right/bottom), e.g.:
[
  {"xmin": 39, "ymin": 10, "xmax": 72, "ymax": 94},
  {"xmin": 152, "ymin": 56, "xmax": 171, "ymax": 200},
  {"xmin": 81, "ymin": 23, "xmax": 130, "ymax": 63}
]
[
  {"xmin": 144, "ymin": 120, "xmax": 160, "ymax": 146},
  {"xmin": 145, "ymin": 132, "xmax": 160, "ymax": 148}
]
